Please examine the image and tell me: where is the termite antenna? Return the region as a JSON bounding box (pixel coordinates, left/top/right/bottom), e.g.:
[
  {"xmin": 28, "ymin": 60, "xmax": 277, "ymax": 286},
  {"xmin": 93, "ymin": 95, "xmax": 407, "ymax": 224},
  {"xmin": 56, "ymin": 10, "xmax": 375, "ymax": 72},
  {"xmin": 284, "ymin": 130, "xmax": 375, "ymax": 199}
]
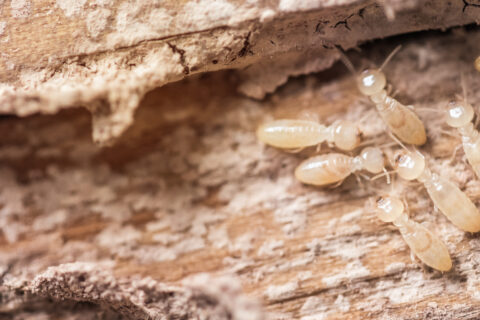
[
  {"xmin": 335, "ymin": 46, "xmax": 357, "ymax": 76},
  {"xmin": 365, "ymin": 196, "xmax": 377, "ymax": 212},
  {"xmin": 358, "ymin": 139, "xmax": 379, "ymax": 148},
  {"xmin": 412, "ymin": 146, "xmax": 425, "ymax": 159},
  {"xmin": 416, "ymin": 107, "xmax": 443, "ymax": 114},
  {"xmin": 371, "ymin": 170, "xmax": 395, "ymax": 183},
  {"xmin": 376, "ymin": 141, "xmax": 399, "ymax": 148},
  {"xmin": 379, "ymin": 45, "xmax": 402, "ymax": 71},
  {"xmin": 388, "ymin": 130, "xmax": 409, "ymax": 152},
  {"xmin": 460, "ymin": 72, "xmax": 468, "ymax": 104},
  {"xmin": 383, "ymin": 167, "xmax": 391, "ymax": 185},
  {"xmin": 401, "ymin": 195, "xmax": 411, "ymax": 215},
  {"xmin": 390, "ymin": 172, "xmax": 395, "ymax": 194}
]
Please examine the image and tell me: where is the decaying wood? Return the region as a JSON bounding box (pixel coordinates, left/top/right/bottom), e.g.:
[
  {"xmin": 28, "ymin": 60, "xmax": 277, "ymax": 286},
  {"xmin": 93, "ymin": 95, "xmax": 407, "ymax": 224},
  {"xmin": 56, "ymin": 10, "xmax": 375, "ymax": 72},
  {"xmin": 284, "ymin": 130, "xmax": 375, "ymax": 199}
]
[
  {"xmin": 1, "ymin": 0, "xmax": 479, "ymax": 144},
  {"xmin": 4, "ymin": 1, "xmax": 480, "ymax": 320},
  {"xmin": 3, "ymin": 28, "xmax": 480, "ymax": 319}
]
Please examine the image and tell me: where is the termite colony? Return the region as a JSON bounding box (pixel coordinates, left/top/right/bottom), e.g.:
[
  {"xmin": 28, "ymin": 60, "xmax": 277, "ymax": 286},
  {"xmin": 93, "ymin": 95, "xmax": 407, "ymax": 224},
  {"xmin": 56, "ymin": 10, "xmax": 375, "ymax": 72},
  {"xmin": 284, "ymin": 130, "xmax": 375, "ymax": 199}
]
[{"xmin": 257, "ymin": 47, "xmax": 480, "ymax": 272}]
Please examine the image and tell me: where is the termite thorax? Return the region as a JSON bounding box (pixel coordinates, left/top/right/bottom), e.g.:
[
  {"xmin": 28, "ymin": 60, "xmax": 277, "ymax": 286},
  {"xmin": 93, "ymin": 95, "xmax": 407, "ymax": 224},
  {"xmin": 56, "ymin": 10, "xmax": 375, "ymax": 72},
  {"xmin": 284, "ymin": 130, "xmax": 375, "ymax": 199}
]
[
  {"xmin": 459, "ymin": 123, "xmax": 478, "ymax": 141},
  {"xmin": 352, "ymin": 156, "xmax": 364, "ymax": 172},
  {"xmin": 325, "ymin": 123, "xmax": 336, "ymax": 142},
  {"xmin": 348, "ymin": 147, "xmax": 385, "ymax": 174},
  {"xmin": 372, "ymin": 91, "xmax": 396, "ymax": 112},
  {"xmin": 393, "ymin": 213, "xmax": 409, "ymax": 228},
  {"xmin": 370, "ymin": 90, "xmax": 387, "ymax": 104},
  {"xmin": 417, "ymin": 169, "xmax": 436, "ymax": 188}
]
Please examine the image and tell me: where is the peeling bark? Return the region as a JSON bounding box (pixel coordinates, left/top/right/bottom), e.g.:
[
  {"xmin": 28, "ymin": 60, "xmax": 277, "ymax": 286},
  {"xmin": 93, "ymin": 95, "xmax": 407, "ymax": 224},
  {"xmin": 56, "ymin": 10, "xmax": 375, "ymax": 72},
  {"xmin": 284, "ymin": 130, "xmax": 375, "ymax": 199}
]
[{"xmin": 1, "ymin": 0, "xmax": 479, "ymax": 144}]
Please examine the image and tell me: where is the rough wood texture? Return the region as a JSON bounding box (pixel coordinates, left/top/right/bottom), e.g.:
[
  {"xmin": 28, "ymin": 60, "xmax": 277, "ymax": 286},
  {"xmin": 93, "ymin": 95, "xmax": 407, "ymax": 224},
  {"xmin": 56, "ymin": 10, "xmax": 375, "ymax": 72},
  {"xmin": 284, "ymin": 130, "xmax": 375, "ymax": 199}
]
[
  {"xmin": 4, "ymin": 1, "xmax": 480, "ymax": 320},
  {"xmin": 4, "ymin": 28, "xmax": 480, "ymax": 319},
  {"xmin": 1, "ymin": 0, "xmax": 479, "ymax": 144}
]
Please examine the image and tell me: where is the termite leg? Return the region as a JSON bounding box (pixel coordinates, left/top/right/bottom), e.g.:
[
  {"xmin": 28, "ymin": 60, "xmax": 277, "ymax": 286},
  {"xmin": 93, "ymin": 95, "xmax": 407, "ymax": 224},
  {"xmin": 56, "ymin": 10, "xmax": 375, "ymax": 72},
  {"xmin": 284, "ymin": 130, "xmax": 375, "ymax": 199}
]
[
  {"xmin": 408, "ymin": 250, "xmax": 429, "ymax": 273},
  {"xmin": 329, "ymin": 179, "xmax": 346, "ymax": 189},
  {"xmin": 410, "ymin": 251, "xmax": 417, "ymax": 265},
  {"xmin": 298, "ymin": 110, "xmax": 320, "ymax": 122},
  {"xmin": 358, "ymin": 173, "xmax": 371, "ymax": 181},
  {"xmin": 284, "ymin": 147, "xmax": 305, "ymax": 154},
  {"xmin": 357, "ymin": 108, "xmax": 378, "ymax": 125},
  {"xmin": 439, "ymin": 129, "xmax": 458, "ymax": 138},
  {"xmin": 449, "ymin": 144, "xmax": 463, "ymax": 164},
  {"xmin": 385, "ymin": 84, "xmax": 400, "ymax": 99},
  {"xmin": 352, "ymin": 172, "xmax": 366, "ymax": 190},
  {"xmin": 358, "ymin": 96, "xmax": 371, "ymax": 106}
]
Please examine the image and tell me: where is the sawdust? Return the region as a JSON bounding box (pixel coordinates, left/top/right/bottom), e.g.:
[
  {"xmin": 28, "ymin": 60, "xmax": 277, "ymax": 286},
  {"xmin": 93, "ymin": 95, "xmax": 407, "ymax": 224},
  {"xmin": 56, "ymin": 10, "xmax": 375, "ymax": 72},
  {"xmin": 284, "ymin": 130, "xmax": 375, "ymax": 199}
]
[
  {"xmin": 55, "ymin": 0, "xmax": 87, "ymax": 17},
  {"xmin": 29, "ymin": 262, "xmax": 263, "ymax": 319},
  {"xmin": 10, "ymin": 0, "xmax": 31, "ymax": 18},
  {"xmin": 0, "ymin": 21, "xmax": 6, "ymax": 35},
  {"xmin": 86, "ymin": 8, "xmax": 111, "ymax": 38}
]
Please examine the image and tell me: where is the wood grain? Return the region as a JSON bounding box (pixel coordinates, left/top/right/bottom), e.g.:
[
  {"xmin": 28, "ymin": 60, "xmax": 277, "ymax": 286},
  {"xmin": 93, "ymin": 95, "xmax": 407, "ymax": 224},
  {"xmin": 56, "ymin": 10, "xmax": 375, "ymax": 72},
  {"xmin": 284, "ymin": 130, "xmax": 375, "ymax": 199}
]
[
  {"xmin": 3, "ymin": 30, "xmax": 480, "ymax": 319},
  {"xmin": 1, "ymin": 0, "xmax": 479, "ymax": 145}
]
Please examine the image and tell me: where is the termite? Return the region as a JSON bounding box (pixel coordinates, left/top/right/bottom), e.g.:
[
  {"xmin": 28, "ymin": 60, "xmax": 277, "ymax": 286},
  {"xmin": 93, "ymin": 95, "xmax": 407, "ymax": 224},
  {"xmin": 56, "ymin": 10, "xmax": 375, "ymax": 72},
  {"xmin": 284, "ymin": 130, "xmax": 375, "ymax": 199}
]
[
  {"xmin": 370, "ymin": 196, "xmax": 452, "ymax": 271},
  {"xmin": 392, "ymin": 148, "xmax": 480, "ymax": 232},
  {"xmin": 294, "ymin": 147, "xmax": 384, "ymax": 186},
  {"xmin": 256, "ymin": 119, "xmax": 360, "ymax": 151},
  {"xmin": 340, "ymin": 46, "xmax": 427, "ymax": 146},
  {"xmin": 445, "ymin": 79, "xmax": 480, "ymax": 178}
]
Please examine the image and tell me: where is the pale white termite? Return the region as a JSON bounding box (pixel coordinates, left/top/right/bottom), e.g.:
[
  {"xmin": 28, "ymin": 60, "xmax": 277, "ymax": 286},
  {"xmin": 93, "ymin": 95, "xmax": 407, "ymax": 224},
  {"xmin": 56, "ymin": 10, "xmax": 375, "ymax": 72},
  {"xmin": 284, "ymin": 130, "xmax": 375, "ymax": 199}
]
[
  {"xmin": 445, "ymin": 89, "xmax": 480, "ymax": 178},
  {"xmin": 340, "ymin": 46, "xmax": 427, "ymax": 146},
  {"xmin": 392, "ymin": 149, "xmax": 480, "ymax": 232},
  {"xmin": 370, "ymin": 196, "xmax": 452, "ymax": 271},
  {"xmin": 294, "ymin": 147, "xmax": 384, "ymax": 186},
  {"xmin": 256, "ymin": 119, "xmax": 360, "ymax": 151}
]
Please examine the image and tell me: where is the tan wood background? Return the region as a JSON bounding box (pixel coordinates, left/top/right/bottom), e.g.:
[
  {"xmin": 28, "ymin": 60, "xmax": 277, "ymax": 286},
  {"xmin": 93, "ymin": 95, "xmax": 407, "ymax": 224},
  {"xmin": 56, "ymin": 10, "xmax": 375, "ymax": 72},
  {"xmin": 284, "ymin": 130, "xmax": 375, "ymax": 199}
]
[{"xmin": 3, "ymin": 1, "xmax": 480, "ymax": 319}]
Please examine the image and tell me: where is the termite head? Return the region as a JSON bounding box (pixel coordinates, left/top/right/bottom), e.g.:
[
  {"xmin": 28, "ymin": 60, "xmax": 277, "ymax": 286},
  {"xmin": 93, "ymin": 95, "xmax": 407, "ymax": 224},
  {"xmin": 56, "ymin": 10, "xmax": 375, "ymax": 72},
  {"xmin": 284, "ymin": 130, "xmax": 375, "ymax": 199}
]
[
  {"xmin": 357, "ymin": 69, "xmax": 386, "ymax": 96},
  {"xmin": 445, "ymin": 100, "xmax": 474, "ymax": 128},
  {"xmin": 373, "ymin": 196, "xmax": 404, "ymax": 223},
  {"xmin": 392, "ymin": 149, "xmax": 425, "ymax": 180},
  {"xmin": 359, "ymin": 147, "xmax": 384, "ymax": 174},
  {"xmin": 332, "ymin": 120, "xmax": 361, "ymax": 151}
]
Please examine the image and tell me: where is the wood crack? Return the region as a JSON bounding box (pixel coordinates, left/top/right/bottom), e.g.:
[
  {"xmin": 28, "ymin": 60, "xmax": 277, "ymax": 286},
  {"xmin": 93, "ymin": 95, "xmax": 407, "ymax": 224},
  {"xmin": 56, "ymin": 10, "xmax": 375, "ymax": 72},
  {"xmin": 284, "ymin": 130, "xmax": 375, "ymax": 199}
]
[{"xmin": 167, "ymin": 42, "xmax": 190, "ymax": 75}]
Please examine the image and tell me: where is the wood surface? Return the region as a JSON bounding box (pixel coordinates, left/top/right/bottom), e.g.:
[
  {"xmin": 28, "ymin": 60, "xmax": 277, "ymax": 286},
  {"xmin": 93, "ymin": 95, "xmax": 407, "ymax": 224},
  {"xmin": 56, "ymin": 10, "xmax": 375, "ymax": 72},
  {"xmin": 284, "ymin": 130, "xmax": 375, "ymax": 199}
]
[
  {"xmin": 0, "ymin": 0, "xmax": 478, "ymax": 144},
  {"xmin": 3, "ymin": 1, "xmax": 480, "ymax": 320}
]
